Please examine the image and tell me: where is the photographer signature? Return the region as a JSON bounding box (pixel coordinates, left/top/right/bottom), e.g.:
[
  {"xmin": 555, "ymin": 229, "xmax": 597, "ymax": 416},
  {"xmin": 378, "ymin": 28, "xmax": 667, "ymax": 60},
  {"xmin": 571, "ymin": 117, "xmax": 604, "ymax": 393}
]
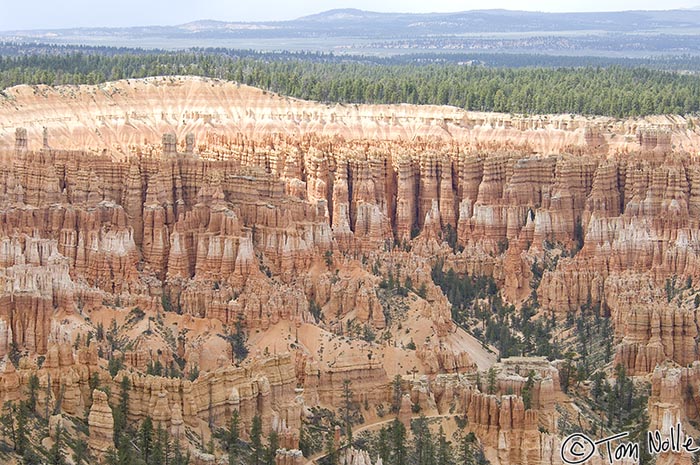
[{"xmin": 560, "ymin": 423, "xmax": 699, "ymax": 464}]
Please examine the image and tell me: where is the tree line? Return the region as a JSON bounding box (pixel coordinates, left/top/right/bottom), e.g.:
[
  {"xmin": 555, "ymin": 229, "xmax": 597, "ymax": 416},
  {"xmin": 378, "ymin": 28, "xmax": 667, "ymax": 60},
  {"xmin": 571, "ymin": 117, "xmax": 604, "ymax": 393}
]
[
  {"xmin": 348, "ymin": 416, "xmax": 489, "ymax": 465},
  {"xmin": 4, "ymin": 42, "xmax": 700, "ymax": 70},
  {"xmin": 1, "ymin": 47, "xmax": 699, "ymax": 117}
]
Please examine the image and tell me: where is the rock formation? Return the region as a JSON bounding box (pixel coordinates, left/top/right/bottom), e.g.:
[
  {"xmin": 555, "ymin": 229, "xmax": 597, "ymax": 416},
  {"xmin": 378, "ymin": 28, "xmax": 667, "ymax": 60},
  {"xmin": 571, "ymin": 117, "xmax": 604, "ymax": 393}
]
[
  {"xmin": 340, "ymin": 447, "xmax": 382, "ymax": 465},
  {"xmin": 0, "ymin": 77, "xmax": 699, "ymax": 464},
  {"xmin": 88, "ymin": 389, "xmax": 114, "ymax": 453}
]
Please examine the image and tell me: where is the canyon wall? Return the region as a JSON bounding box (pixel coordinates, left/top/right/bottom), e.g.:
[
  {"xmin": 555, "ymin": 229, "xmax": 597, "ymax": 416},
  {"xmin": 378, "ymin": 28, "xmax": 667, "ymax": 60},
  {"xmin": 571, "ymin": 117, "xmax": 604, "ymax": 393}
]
[{"xmin": 1, "ymin": 77, "xmax": 700, "ymax": 464}]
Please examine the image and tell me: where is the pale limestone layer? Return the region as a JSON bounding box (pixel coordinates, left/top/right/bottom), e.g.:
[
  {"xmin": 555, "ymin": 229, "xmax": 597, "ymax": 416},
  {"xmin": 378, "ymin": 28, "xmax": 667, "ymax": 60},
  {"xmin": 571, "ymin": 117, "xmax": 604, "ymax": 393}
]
[{"xmin": 1, "ymin": 77, "xmax": 698, "ymax": 157}]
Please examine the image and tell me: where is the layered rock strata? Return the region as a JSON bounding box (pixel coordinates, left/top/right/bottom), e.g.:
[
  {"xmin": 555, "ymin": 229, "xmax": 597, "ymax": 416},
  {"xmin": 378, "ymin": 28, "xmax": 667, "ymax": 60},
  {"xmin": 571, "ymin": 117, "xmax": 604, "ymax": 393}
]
[{"xmin": 1, "ymin": 77, "xmax": 700, "ymax": 464}]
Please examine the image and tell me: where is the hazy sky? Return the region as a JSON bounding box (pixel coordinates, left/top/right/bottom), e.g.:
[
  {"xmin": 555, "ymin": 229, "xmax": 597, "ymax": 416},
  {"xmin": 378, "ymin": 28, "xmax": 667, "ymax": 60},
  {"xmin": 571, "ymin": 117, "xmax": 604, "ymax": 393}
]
[{"xmin": 1, "ymin": 0, "xmax": 697, "ymax": 30}]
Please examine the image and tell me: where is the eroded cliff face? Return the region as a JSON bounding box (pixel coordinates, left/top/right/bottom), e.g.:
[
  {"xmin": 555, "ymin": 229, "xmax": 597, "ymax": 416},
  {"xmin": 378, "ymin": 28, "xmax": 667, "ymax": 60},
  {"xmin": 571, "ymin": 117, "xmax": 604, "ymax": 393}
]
[
  {"xmin": 400, "ymin": 357, "xmax": 565, "ymax": 465},
  {"xmin": 1, "ymin": 77, "xmax": 700, "ymax": 464}
]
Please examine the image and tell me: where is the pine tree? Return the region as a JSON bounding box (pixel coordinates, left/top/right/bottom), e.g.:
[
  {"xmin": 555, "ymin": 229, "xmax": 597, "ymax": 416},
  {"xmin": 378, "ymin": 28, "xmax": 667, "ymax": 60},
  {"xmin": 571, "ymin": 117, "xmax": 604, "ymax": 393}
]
[
  {"xmin": 26, "ymin": 374, "xmax": 39, "ymax": 414},
  {"xmin": 324, "ymin": 430, "xmax": 338, "ymax": 465},
  {"xmin": 49, "ymin": 424, "xmax": 67, "ymax": 465},
  {"xmin": 391, "ymin": 375, "xmax": 402, "ymax": 413},
  {"xmin": 298, "ymin": 422, "xmax": 312, "ymax": 458},
  {"xmin": 72, "ymin": 438, "xmax": 88, "ymax": 465},
  {"xmin": 376, "ymin": 427, "xmax": 390, "ymax": 465},
  {"xmin": 0, "ymin": 402, "xmax": 16, "ymax": 451},
  {"xmin": 172, "ymin": 437, "xmax": 190, "ymax": 465},
  {"xmin": 264, "ymin": 430, "xmax": 280, "ymax": 465},
  {"xmin": 411, "ymin": 415, "xmax": 434, "ymax": 465},
  {"xmin": 560, "ymin": 354, "xmax": 575, "ymax": 393},
  {"xmin": 107, "ymin": 434, "xmax": 140, "ymax": 465},
  {"xmin": 114, "ymin": 376, "xmax": 130, "ymax": 445},
  {"xmin": 521, "ymin": 370, "xmax": 536, "ymax": 410},
  {"xmin": 88, "ymin": 372, "xmax": 100, "ymax": 392},
  {"xmin": 15, "ymin": 402, "xmax": 28, "ymax": 455},
  {"xmin": 227, "ymin": 410, "xmax": 241, "ymax": 465},
  {"xmin": 487, "ymin": 368, "xmax": 497, "ymax": 395},
  {"xmin": 22, "ymin": 445, "xmax": 43, "ymax": 465},
  {"xmin": 436, "ymin": 426, "xmax": 453, "ymax": 465},
  {"xmin": 458, "ymin": 432, "xmax": 476, "ymax": 465},
  {"xmin": 151, "ymin": 423, "xmax": 167, "ymax": 465},
  {"xmin": 138, "ymin": 417, "xmax": 154, "ymax": 463},
  {"xmin": 231, "ymin": 314, "xmax": 249, "ymax": 362},
  {"xmin": 251, "ymin": 415, "xmax": 263, "ymax": 465},
  {"xmin": 591, "ymin": 372, "xmax": 606, "ymax": 404},
  {"xmin": 390, "ymin": 418, "xmax": 407, "ymax": 465}
]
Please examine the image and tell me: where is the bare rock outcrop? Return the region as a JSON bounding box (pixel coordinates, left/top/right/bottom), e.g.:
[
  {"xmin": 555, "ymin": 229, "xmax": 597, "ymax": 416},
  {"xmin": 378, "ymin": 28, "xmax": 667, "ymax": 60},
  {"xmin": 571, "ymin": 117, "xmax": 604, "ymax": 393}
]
[
  {"xmin": 2, "ymin": 77, "xmax": 700, "ymax": 465},
  {"xmin": 88, "ymin": 389, "xmax": 114, "ymax": 453}
]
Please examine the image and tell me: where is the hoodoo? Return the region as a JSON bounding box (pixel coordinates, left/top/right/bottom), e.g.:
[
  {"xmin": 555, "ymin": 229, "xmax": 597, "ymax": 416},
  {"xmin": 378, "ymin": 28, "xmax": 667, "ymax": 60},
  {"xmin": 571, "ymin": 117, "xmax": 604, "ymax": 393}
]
[{"xmin": 0, "ymin": 76, "xmax": 699, "ymax": 464}]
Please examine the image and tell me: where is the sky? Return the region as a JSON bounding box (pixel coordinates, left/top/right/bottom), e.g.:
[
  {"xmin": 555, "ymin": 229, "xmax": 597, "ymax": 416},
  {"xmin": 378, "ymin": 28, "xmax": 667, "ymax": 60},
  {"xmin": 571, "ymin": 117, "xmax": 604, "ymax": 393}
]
[{"xmin": 1, "ymin": 0, "xmax": 697, "ymax": 30}]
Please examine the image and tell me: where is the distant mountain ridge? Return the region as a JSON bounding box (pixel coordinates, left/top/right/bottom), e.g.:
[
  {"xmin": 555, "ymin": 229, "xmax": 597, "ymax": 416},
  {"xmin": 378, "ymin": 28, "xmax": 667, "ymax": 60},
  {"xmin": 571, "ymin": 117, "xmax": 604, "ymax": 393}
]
[
  {"xmin": 6, "ymin": 7, "xmax": 700, "ymax": 34},
  {"xmin": 295, "ymin": 8, "xmax": 385, "ymax": 21},
  {"xmin": 286, "ymin": 7, "xmax": 700, "ymax": 32},
  {"xmin": 4, "ymin": 7, "xmax": 700, "ymax": 58}
]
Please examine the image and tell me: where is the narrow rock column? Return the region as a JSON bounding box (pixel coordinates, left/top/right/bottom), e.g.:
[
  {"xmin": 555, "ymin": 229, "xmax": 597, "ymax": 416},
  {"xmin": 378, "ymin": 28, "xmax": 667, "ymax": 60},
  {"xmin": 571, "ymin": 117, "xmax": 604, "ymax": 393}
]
[
  {"xmin": 163, "ymin": 133, "xmax": 177, "ymax": 157},
  {"xmin": 88, "ymin": 389, "xmax": 114, "ymax": 453},
  {"xmin": 185, "ymin": 132, "xmax": 195, "ymax": 154},
  {"xmin": 15, "ymin": 127, "xmax": 27, "ymax": 153}
]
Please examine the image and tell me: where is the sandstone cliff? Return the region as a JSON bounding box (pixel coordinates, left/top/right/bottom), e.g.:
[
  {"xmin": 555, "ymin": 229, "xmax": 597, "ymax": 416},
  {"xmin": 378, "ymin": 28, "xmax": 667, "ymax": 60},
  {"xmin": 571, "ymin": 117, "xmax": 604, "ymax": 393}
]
[{"xmin": 1, "ymin": 77, "xmax": 700, "ymax": 465}]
